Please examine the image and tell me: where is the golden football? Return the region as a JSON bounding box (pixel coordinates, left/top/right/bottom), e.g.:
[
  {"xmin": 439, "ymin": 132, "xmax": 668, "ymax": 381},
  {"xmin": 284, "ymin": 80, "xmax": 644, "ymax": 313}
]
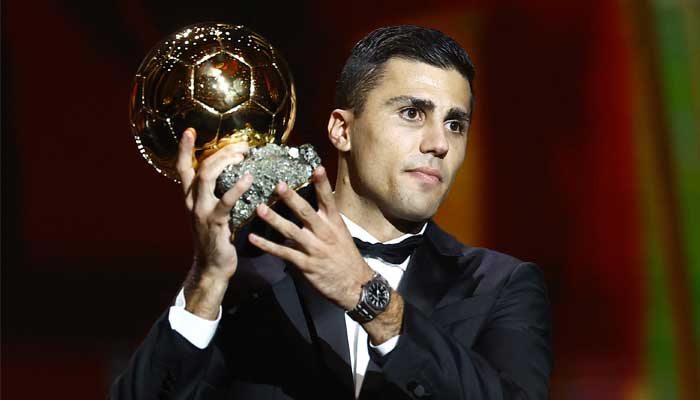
[{"xmin": 129, "ymin": 22, "xmax": 296, "ymax": 180}]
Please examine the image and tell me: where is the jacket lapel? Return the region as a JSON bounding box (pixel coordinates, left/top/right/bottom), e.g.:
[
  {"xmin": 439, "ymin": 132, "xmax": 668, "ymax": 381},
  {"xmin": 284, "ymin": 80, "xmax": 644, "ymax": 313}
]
[
  {"xmin": 397, "ymin": 220, "xmax": 467, "ymax": 315},
  {"xmin": 230, "ymin": 254, "xmax": 313, "ymax": 344},
  {"xmin": 293, "ymin": 268, "xmax": 355, "ymax": 397}
]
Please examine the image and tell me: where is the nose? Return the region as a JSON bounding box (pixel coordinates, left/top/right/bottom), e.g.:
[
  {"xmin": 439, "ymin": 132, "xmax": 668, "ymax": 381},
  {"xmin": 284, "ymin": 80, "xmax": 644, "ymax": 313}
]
[{"xmin": 419, "ymin": 121, "xmax": 449, "ymax": 158}]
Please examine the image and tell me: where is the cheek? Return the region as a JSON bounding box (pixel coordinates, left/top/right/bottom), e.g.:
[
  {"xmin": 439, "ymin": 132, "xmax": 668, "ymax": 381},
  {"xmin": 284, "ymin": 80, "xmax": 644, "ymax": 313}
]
[
  {"xmin": 351, "ymin": 140, "xmax": 393, "ymax": 190},
  {"xmin": 359, "ymin": 131, "xmax": 406, "ymax": 174},
  {"xmin": 447, "ymin": 139, "xmax": 467, "ymax": 170}
]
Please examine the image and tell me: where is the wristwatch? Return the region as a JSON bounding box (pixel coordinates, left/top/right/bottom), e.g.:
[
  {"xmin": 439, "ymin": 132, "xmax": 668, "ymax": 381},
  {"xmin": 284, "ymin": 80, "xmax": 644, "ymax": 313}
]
[{"xmin": 347, "ymin": 273, "xmax": 392, "ymax": 323}]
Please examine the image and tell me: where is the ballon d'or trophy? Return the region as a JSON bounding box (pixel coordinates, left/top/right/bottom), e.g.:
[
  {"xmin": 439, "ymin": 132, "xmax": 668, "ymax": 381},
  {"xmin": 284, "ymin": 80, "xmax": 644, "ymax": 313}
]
[{"xmin": 129, "ymin": 23, "xmax": 321, "ymax": 231}]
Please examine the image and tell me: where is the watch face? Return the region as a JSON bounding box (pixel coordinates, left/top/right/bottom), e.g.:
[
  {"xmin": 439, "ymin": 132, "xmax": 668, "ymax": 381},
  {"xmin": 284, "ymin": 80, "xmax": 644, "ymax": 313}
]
[{"xmin": 367, "ymin": 280, "xmax": 391, "ymax": 310}]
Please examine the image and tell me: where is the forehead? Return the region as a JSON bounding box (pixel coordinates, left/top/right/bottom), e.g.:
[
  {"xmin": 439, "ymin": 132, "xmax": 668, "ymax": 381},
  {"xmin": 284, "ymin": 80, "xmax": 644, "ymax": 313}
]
[{"xmin": 369, "ymin": 58, "xmax": 472, "ymax": 112}]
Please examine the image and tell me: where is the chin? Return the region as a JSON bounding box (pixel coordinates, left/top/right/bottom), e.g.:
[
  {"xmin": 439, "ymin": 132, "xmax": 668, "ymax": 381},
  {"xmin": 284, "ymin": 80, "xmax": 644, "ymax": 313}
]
[
  {"xmin": 374, "ymin": 186, "xmax": 444, "ymax": 222},
  {"xmin": 389, "ymin": 201, "xmax": 440, "ymax": 223}
]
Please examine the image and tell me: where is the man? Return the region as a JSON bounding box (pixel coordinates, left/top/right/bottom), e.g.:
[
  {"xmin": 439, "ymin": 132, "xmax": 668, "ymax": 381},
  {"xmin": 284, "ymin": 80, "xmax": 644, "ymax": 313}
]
[{"xmin": 111, "ymin": 25, "xmax": 552, "ymax": 399}]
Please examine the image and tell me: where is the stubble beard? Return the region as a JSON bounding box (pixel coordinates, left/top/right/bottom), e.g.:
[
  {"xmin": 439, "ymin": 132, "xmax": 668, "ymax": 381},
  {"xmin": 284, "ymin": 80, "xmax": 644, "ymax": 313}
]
[{"xmin": 378, "ymin": 178, "xmax": 445, "ymax": 226}]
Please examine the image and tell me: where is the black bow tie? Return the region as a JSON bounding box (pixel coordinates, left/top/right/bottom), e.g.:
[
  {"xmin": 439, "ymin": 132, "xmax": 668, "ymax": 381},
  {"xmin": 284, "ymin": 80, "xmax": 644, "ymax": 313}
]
[{"xmin": 353, "ymin": 235, "xmax": 424, "ymax": 264}]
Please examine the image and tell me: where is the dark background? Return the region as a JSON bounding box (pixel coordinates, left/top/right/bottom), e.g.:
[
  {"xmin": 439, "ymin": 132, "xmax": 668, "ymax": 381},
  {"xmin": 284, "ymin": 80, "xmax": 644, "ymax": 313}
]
[{"xmin": 3, "ymin": 0, "xmax": 699, "ymax": 398}]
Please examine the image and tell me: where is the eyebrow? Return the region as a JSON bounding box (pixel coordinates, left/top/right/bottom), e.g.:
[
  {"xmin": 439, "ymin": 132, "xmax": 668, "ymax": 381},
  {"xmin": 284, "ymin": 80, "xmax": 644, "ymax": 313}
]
[
  {"xmin": 385, "ymin": 96, "xmax": 435, "ymax": 112},
  {"xmin": 445, "ymin": 108, "xmax": 471, "ymax": 122},
  {"xmin": 385, "ymin": 95, "xmax": 471, "ymax": 121}
]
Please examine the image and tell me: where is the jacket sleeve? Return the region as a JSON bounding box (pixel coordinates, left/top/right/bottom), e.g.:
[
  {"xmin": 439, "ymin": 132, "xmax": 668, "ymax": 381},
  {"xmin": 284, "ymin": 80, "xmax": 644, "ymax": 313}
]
[
  {"xmin": 372, "ymin": 262, "xmax": 552, "ymax": 399},
  {"xmin": 109, "ymin": 311, "xmax": 216, "ymax": 400}
]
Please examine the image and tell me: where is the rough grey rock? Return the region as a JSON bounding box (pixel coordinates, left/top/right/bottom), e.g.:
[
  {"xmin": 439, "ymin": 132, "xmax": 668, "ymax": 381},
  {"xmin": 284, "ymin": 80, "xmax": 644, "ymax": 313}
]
[{"xmin": 215, "ymin": 143, "xmax": 321, "ymax": 231}]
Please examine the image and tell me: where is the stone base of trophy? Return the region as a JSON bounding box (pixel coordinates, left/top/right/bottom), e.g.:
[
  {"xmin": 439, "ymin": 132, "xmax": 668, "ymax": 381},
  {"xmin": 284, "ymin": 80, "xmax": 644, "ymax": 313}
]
[{"xmin": 215, "ymin": 143, "xmax": 321, "ymax": 231}]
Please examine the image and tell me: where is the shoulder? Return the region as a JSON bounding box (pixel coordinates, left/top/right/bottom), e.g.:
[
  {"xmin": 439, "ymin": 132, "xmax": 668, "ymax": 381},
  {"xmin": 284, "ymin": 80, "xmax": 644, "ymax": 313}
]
[
  {"xmin": 426, "ymin": 220, "xmax": 523, "ymax": 267},
  {"xmin": 426, "ymin": 220, "xmax": 544, "ymax": 293}
]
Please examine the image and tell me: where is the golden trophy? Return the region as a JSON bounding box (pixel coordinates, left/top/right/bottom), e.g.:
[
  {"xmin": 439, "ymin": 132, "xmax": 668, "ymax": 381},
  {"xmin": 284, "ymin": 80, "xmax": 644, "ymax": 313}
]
[{"xmin": 129, "ymin": 23, "xmax": 320, "ymax": 229}]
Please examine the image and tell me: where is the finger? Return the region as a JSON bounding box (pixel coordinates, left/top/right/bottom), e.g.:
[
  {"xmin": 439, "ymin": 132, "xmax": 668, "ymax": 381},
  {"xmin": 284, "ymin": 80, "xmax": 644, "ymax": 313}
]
[
  {"xmin": 256, "ymin": 203, "xmax": 314, "ymax": 245},
  {"xmin": 276, "ymin": 181, "xmax": 327, "ymax": 235},
  {"xmin": 176, "ymin": 128, "xmax": 196, "ymax": 193},
  {"xmin": 198, "ymin": 141, "xmax": 249, "ymax": 170},
  {"xmin": 197, "ymin": 141, "xmax": 249, "ymax": 182},
  {"xmin": 196, "ymin": 142, "xmax": 250, "ymax": 199},
  {"xmin": 248, "ymin": 233, "xmax": 307, "ymax": 269},
  {"xmin": 192, "ymin": 143, "xmax": 250, "ymax": 218},
  {"xmin": 312, "ymin": 166, "xmax": 337, "ymax": 216},
  {"xmin": 211, "ymin": 172, "xmax": 254, "ymax": 222}
]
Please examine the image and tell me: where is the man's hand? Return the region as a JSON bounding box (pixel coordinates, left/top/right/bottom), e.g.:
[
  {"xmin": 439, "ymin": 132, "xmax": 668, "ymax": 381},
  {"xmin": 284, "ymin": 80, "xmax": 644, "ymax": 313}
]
[
  {"xmin": 176, "ymin": 128, "xmax": 252, "ymax": 320},
  {"xmin": 248, "ymin": 167, "xmax": 405, "ymax": 344},
  {"xmin": 248, "ymin": 167, "xmax": 374, "ymax": 310}
]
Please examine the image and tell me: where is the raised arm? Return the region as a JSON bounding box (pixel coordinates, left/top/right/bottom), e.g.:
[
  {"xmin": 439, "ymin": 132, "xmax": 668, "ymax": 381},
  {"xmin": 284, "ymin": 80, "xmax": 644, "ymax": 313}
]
[{"xmin": 110, "ymin": 128, "xmax": 252, "ymax": 399}]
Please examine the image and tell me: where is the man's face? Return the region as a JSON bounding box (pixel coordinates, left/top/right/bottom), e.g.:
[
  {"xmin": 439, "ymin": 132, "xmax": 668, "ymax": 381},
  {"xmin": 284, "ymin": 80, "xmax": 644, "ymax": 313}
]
[{"xmin": 346, "ymin": 58, "xmax": 472, "ymax": 222}]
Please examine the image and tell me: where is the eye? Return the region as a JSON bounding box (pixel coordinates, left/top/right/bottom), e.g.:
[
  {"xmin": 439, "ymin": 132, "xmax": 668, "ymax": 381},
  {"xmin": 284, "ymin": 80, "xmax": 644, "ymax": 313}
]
[
  {"xmin": 445, "ymin": 120, "xmax": 467, "ymax": 134},
  {"xmin": 399, "ymin": 107, "xmax": 422, "ymax": 121}
]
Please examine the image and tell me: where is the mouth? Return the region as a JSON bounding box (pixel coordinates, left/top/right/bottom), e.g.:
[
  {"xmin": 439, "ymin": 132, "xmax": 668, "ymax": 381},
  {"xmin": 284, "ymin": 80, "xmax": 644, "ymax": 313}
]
[{"xmin": 406, "ymin": 166, "xmax": 443, "ymax": 184}]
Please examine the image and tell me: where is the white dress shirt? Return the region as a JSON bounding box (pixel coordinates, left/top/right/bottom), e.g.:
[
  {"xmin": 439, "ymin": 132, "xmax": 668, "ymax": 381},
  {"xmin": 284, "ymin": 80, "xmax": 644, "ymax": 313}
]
[
  {"xmin": 339, "ymin": 215, "xmax": 426, "ymax": 398},
  {"xmin": 168, "ymin": 214, "xmax": 426, "ymax": 398}
]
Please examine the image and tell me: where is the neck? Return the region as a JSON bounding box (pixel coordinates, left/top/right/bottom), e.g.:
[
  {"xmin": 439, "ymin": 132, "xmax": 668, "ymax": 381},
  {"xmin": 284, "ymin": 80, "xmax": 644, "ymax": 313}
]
[{"xmin": 334, "ymin": 163, "xmax": 425, "ymax": 242}]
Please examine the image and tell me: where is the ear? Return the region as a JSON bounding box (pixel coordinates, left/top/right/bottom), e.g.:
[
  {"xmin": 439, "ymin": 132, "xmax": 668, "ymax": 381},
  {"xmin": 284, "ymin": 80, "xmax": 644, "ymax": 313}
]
[{"xmin": 327, "ymin": 109, "xmax": 353, "ymax": 152}]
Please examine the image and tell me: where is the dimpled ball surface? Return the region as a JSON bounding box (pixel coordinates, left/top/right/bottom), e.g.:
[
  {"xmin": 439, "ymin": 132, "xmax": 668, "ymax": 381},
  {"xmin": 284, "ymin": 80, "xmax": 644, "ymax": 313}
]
[{"xmin": 129, "ymin": 23, "xmax": 296, "ymax": 180}]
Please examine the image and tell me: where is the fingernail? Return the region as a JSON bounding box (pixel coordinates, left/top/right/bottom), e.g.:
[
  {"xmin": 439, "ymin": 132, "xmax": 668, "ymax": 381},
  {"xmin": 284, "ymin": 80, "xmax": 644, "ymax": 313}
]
[
  {"xmin": 257, "ymin": 203, "xmax": 268, "ymax": 215},
  {"xmin": 277, "ymin": 181, "xmax": 287, "ymax": 193},
  {"xmin": 244, "ymin": 172, "xmax": 253, "ymax": 182}
]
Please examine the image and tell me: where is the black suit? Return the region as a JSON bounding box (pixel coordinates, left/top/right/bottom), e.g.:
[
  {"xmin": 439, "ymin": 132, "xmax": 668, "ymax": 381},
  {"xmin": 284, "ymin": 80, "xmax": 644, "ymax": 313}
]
[{"xmin": 110, "ymin": 221, "xmax": 551, "ymax": 399}]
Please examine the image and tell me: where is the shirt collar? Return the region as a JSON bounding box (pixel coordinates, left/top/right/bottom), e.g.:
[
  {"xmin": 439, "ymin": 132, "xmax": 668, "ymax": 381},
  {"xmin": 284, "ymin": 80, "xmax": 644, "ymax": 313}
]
[{"xmin": 340, "ymin": 213, "xmax": 427, "ymax": 245}]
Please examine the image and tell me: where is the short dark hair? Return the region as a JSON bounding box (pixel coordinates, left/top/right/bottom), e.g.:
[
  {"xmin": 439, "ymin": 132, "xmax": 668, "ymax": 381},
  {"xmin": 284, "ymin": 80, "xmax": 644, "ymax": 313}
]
[{"xmin": 334, "ymin": 25, "xmax": 476, "ymax": 115}]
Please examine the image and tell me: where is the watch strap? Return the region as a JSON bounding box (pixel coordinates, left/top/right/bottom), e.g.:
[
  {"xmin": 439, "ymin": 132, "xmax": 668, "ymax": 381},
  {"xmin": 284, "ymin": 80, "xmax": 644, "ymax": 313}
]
[{"xmin": 347, "ymin": 301, "xmax": 376, "ymax": 323}]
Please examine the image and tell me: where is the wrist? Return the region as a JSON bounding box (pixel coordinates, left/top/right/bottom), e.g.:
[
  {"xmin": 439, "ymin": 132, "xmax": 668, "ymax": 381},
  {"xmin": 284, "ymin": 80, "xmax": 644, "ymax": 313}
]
[
  {"xmin": 343, "ymin": 267, "xmax": 375, "ymax": 311},
  {"xmin": 183, "ymin": 270, "xmax": 230, "ymax": 320},
  {"xmin": 365, "ymin": 291, "xmax": 404, "ymax": 345}
]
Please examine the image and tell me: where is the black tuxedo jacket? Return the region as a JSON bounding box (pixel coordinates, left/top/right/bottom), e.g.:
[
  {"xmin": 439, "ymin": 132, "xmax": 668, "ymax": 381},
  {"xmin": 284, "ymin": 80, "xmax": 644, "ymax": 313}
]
[{"xmin": 110, "ymin": 221, "xmax": 551, "ymax": 399}]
